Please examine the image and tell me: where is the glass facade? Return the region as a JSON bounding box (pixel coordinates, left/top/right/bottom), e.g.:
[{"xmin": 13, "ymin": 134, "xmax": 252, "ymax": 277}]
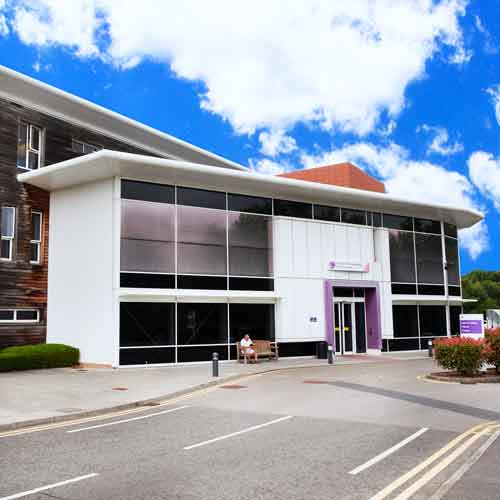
[{"xmin": 389, "ymin": 230, "xmax": 416, "ymax": 283}]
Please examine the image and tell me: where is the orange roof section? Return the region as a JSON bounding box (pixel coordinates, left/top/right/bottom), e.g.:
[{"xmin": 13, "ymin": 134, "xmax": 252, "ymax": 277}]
[{"xmin": 278, "ymin": 162, "xmax": 385, "ymax": 193}]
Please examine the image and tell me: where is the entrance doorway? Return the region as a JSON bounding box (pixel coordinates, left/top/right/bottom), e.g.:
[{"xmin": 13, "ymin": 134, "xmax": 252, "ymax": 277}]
[{"xmin": 333, "ymin": 300, "xmax": 367, "ymax": 355}]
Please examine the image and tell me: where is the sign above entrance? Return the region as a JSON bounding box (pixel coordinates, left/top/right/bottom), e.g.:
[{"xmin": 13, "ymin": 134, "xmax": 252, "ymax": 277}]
[
  {"xmin": 460, "ymin": 314, "xmax": 484, "ymax": 339},
  {"xmin": 328, "ymin": 261, "xmax": 370, "ymax": 273}
]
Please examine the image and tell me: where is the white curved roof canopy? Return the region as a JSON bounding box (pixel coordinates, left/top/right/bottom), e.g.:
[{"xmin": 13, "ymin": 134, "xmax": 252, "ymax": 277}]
[
  {"xmin": 18, "ymin": 150, "xmax": 483, "ymax": 229},
  {"xmin": 0, "ymin": 65, "xmax": 246, "ymax": 171}
]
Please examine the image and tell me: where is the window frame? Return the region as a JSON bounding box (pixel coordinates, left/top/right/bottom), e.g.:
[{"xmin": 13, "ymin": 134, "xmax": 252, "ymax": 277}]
[
  {"xmin": 0, "ymin": 309, "xmax": 40, "ymax": 323},
  {"xmin": 1, "ymin": 206, "xmax": 15, "ymax": 261},
  {"xmin": 72, "ymin": 138, "xmax": 102, "ymax": 155},
  {"xmin": 18, "ymin": 122, "xmax": 44, "ymax": 171},
  {"xmin": 30, "ymin": 210, "xmax": 43, "ymax": 265}
]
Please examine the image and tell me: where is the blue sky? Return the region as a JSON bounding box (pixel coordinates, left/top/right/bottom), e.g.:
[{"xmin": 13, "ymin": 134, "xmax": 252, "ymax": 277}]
[{"xmin": 0, "ymin": 1, "xmax": 499, "ymax": 275}]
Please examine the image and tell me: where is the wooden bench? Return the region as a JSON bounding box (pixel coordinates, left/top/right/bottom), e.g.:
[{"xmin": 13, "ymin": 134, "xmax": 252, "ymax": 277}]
[{"xmin": 236, "ymin": 340, "xmax": 279, "ymax": 363}]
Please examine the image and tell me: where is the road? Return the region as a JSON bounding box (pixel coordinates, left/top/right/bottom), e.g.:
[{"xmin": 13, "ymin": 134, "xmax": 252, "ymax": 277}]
[{"xmin": 1, "ymin": 357, "xmax": 500, "ymax": 500}]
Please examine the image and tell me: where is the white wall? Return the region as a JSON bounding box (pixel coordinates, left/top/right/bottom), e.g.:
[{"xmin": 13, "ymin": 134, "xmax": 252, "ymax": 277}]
[
  {"xmin": 47, "ymin": 179, "xmax": 116, "ymax": 365},
  {"xmin": 273, "ymin": 217, "xmax": 393, "ymax": 342}
]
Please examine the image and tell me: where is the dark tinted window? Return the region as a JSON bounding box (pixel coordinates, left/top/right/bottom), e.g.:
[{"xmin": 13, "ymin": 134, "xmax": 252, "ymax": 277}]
[
  {"xmin": 392, "ymin": 305, "xmax": 418, "ymax": 338},
  {"xmin": 450, "ymin": 305, "xmax": 462, "ymax": 336},
  {"xmin": 177, "ymin": 275, "xmax": 227, "ymax": 290},
  {"xmin": 384, "ymin": 214, "xmax": 413, "ymax": 231},
  {"xmin": 0, "ymin": 310, "xmax": 14, "ymax": 321},
  {"xmin": 419, "ymin": 305, "xmax": 447, "ymax": 337},
  {"xmin": 120, "ymin": 347, "xmax": 175, "ymax": 365},
  {"xmin": 372, "ymin": 212, "xmax": 382, "ymax": 227},
  {"xmin": 388, "ymin": 338, "xmax": 420, "ymax": 351},
  {"xmin": 389, "ymin": 230, "xmax": 416, "ymax": 283},
  {"xmin": 354, "ymin": 288, "xmax": 365, "ymax": 297},
  {"xmin": 445, "ymin": 237, "xmax": 460, "ymax": 286},
  {"xmin": 229, "ymin": 277, "xmax": 274, "ymax": 291},
  {"xmin": 418, "ymin": 285, "xmax": 445, "ymax": 296},
  {"xmin": 177, "ymin": 303, "xmax": 228, "ymax": 345},
  {"xmin": 120, "ymin": 273, "xmax": 175, "ymax": 289},
  {"xmin": 177, "ymin": 186, "xmax": 226, "ymax": 210},
  {"xmin": 274, "ymin": 199, "xmax": 312, "ymax": 219},
  {"xmin": 341, "ymin": 208, "xmax": 367, "ymax": 225},
  {"xmin": 178, "ymin": 346, "xmax": 229, "ymax": 362},
  {"xmin": 229, "ymin": 304, "xmax": 275, "ymax": 343},
  {"xmin": 391, "ymin": 284, "xmax": 417, "ymax": 295},
  {"xmin": 120, "ymin": 302, "xmax": 175, "ymax": 347},
  {"xmin": 277, "ymin": 342, "xmax": 316, "ymax": 357},
  {"xmin": 333, "ymin": 287, "xmax": 354, "ymax": 297},
  {"xmin": 227, "ymin": 193, "xmax": 272, "ymax": 215},
  {"xmin": 444, "ymin": 223, "xmax": 458, "ymax": 238},
  {"xmin": 415, "ymin": 233, "xmax": 443, "ymax": 284},
  {"xmin": 16, "ymin": 310, "xmax": 38, "ymax": 321},
  {"xmin": 414, "ymin": 218, "xmax": 441, "ymax": 234},
  {"xmin": 448, "ymin": 286, "xmax": 461, "ymax": 297},
  {"xmin": 314, "ymin": 205, "xmax": 340, "ymax": 222},
  {"xmin": 121, "ymin": 180, "xmax": 174, "ymax": 204}
]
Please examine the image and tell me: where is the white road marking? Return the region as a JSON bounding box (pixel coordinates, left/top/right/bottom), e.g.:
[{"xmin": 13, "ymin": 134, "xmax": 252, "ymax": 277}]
[
  {"xmin": 0, "ymin": 473, "xmax": 99, "ymax": 500},
  {"xmin": 349, "ymin": 428, "xmax": 429, "ymax": 475},
  {"xmin": 184, "ymin": 415, "xmax": 293, "ymax": 450},
  {"xmin": 428, "ymin": 429, "xmax": 500, "ymax": 500},
  {"xmin": 67, "ymin": 405, "xmax": 189, "ymax": 433}
]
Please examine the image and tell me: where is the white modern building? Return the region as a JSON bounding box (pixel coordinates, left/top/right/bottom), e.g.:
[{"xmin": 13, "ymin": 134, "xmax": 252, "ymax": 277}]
[{"xmin": 17, "ymin": 148, "xmax": 482, "ymax": 366}]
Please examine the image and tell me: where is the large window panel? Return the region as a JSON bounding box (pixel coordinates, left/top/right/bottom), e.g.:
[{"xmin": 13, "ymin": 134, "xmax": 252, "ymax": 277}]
[
  {"xmin": 227, "ymin": 193, "xmax": 272, "ymax": 215},
  {"xmin": 445, "ymin": 236, "xmax": 460, "ymax": 286},
  {"xmin": 419, "ymin": 305, "xmax": 447, "ymax": 337},
  {"xmin": 120, "ymin": 302, "xmax": 175, "ymax": 347},
  {"xmin": 384, "ymin": 214, "xmax": 413, "ymax": 231},
  {"xmin": 121, "ymin": 199, "xmax": 175, "ymax": 273},
  {"xmin": 415, "ymin": 233, "xmax": 444, "ymax": 284},
  {"xmin": 392, "ymin": 305, "xmax": 419, "ymax": 338},
  {"xmin": 177, "ymin": 206, "xmax": 227, "ymax": 275},
  {"xmin": 177, "ymin": 303, "xmax": 228, "ymax": 345},
  {"xmin": 450, "ymin": 305, "xmax": 462, "ymax": 336},
  {"xmin": 229, "ymin": 304, "xmax": 275, "ymax": 344},
  {"xmin": 389, "ymin": 230, "xmax": 416, "ymax": 283},
  {"xmin": 228, "ymin": 213, "xmax": 272, "ymax": 277},
  {"xmin": 177, "ymin": 187, "xmax": 226, "ymax": 210}
]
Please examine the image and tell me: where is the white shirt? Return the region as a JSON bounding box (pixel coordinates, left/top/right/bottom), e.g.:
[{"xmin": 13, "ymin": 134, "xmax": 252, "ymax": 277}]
[{"xmin": 240, "ymin": 338, "xmax": 253, "ymax": 348}]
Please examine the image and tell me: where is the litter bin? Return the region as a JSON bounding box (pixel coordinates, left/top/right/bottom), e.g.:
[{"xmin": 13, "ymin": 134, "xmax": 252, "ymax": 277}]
[{"xmin": 316, "ymin": 341, "xmax": 328, "ymax": 359}]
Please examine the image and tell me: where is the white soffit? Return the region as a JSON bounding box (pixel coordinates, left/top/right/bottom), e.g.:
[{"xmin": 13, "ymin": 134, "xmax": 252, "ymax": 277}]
[
  {"xmin": 18, "ymin": 150, "xmax": 483, "ymax": 229},
  {"xmin": 0, "ymin": 65, "xmax": 245, "ymax": 171}
]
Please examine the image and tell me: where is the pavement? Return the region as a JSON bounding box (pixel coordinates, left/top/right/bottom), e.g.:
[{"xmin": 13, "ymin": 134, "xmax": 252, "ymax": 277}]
[
  {"xmin": 1, "ymin": 355, "xmax": 500, "ymax": 500},
  {"xmin": 0, "ymin": 353, "xmax": 419, "ymax": 430}
]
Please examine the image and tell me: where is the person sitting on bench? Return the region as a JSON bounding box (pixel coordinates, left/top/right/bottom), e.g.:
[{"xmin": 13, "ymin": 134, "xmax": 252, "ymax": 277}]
[{"xmin": 240, "ymin": 334, "xmax": 258, "ymax": 363}]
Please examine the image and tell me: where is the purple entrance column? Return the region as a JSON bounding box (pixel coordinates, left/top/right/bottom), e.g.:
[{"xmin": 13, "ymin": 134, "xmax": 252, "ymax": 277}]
[{"xmin": 323, "ymin": 280, "xmax": 382, "ymax": 352}]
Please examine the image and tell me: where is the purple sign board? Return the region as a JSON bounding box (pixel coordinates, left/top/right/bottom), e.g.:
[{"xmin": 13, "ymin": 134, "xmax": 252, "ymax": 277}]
[{"xmin": 460, "ymin": 314, "xmax": 484, "ymax": 339}]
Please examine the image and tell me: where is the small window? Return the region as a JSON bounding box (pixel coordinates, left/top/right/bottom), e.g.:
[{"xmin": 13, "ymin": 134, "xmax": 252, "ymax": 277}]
[
  {"xmin": 383, "ymin": 214, "xmax": 413, "ymax": 231},
  {"xmin": 227, "ymin": 193, "xmax": 272, "ymax": 215},
  {"xmin": 1, "ymin": 206, "xmax": 15, "ymax": 261},
  {"xmin": 0, "ymin": 309, "xmax": 39, "ymax": 322},
  {"xmin": 17, "ymin": 123, "xmax": 43, "ymax": 170},
  {"xmin": 444, "ymin": 223, "xmax": 458, "ymax": 238},
  {"xmin": 414, "ymin": 218, "xmax": 441, "ymax": 234},
  {"xmin": 30, "ymin": 211, "xmax": 42, "ymax": 264},
  {"xmin": 313, "ymin": 204, "xmax": 340, "ymax": 223},
  {"xmin": 274, "ymin": 199, "xmax": 312, "ymax": 219},
  {"xmin": 371, "ymin": 212, "xmax": 382, "ymax": 227},
  {"xmin": 341, "ymin": 208, "xmax": 367, "ymax": 225},
  {"xmin": 72, "ymin": 139, "xmax": 101, "ymax": 155},
  {"xmin": 177, "ymin": 186, "xmax": 226, "ymax": 210},
  {"xmin": 121, "ymin": 180, "xmax": 174, "ymax": 204}
]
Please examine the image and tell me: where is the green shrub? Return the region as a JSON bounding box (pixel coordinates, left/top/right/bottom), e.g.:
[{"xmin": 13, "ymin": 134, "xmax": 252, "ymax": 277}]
[
  {"xmin": 485, "ymin": 328, "xmax": 500, "ymax": 374},
  {"xmin": 0, "ymin": 343, "xmax": 79, "ymax": 372},
  {"xmin": 434, "ymin": 337, "xmax": 485, "ymax": 377}
]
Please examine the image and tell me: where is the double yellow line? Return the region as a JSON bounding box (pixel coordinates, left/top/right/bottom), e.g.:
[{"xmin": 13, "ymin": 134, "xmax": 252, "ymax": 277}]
[{"xmin": 370, "ymin": 420, "xmax": 500, "ymax": 500}]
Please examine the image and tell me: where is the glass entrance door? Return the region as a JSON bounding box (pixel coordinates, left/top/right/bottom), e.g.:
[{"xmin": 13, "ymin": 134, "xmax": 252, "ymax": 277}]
[{"xmin": 334, "ymin": 301, "xmax": 367, "ymax": 354}]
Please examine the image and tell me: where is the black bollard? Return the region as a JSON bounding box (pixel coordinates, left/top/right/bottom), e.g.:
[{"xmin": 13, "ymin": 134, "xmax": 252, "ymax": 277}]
[
  {"xmin": 212, "ymin": 352, "xmax": 219, "ymax": 377},
  {"xmin": 428, "ymin": 340, "xmax": 433, "ymax": 358},
  {"xmin": 327, "ymin": 345, "xmax": 334, "ymax": 364}
]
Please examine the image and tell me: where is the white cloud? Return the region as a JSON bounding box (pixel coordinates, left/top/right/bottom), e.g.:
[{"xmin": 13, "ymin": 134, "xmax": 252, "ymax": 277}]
[
  {"xmin": 258, "ymin": 129, "xmax": 297, "ymax": 157},
  {"xmin": 468, "ymin": 151, "xmax": 500, "ymax": 210},
  {"xmin": 417, "ymin": 124, "xmax": 463, "ymax": 155},
  {"xmin": 9, "ymin": 0, "xmax": 469, "ymax": 135},
  {"xmin": 302, "ymin": 141, "xmax": 488, "ymax": 259},
  {"xmin": 459, "ymin": 221, "xmax": 489, "ymax": 260},
  {"xmin": 0, "ymin": 0, "xmax": 9, "ymax": 36},
  {"xmin": 486, "ymin": 85, "xmax": 500, "ymax": 125},
  {"xmin": 248, "ymin": 158, "xmax": 285, "ymax": 175},
  {"xmin": 475, "ymin": 15, "xmax": 498, "ymax": 55}
]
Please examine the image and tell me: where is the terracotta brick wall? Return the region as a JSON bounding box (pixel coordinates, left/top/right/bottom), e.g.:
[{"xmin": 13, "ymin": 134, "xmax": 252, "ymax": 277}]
[{"xmin": 278, "ymin": 162, "xmax": 385, "ymax": 193}]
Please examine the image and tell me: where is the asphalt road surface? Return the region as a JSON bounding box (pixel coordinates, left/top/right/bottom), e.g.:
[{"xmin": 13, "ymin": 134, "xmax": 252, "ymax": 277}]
[{"xmin": 1, "ymin": 358, "xmax": 500, "ymax": 500}]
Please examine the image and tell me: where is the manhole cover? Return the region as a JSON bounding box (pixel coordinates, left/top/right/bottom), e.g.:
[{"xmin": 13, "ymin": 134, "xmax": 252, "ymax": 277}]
[
  {"xmin": 303, "ymin": 380, "xmax": 330, "ymax": 384},
  {"xmin": 220, "ymin": 384, "xmax": 247, "ymax": 389},
  {"xmin": 112, "ymin": 387, "xmax": 129, "ymax": 391}
]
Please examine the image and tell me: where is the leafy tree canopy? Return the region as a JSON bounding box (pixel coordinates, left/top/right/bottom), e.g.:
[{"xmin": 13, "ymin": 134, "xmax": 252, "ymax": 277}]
[{"xmin": 462, "ymin": 271, "xmax": 500, "ymax": 314}]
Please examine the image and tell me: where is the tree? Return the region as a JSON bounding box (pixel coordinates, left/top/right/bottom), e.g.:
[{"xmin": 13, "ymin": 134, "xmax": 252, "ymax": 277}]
[{"xmin": 462, "ymin": 271, "xmax": 500, "ymax": 314}]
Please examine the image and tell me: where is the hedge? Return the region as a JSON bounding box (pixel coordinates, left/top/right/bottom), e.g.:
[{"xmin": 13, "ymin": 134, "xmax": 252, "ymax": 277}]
[
  {"xmin": 434, "ymin": 337, "xmax": 485, "ymax": 377},
  {"xmin": 485, "ymin": 328, "xmax": 500, "ymax": 374},
  {"xmin": 0, "ymin": 343, "xmax": 79, "ymax": 372}
]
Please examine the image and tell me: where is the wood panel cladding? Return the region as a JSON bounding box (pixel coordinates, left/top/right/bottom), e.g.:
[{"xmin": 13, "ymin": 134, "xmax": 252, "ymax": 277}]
[{"xmin": 0, "ymin": 96, "xmax": 157, "ymax": 346}]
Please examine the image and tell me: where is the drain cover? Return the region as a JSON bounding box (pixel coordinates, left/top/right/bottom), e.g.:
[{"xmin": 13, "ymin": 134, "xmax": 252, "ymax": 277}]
[
  {"xmin": 112, "ymin": 387, "xmax": 128, "ymax": 391},
  {"xmin": 303, "ymin": 380, "xmax": 330, "ymax": 384},
  {"xmin": 220, "ymin": 384, "xmax": 247, "ymax": 389}
]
